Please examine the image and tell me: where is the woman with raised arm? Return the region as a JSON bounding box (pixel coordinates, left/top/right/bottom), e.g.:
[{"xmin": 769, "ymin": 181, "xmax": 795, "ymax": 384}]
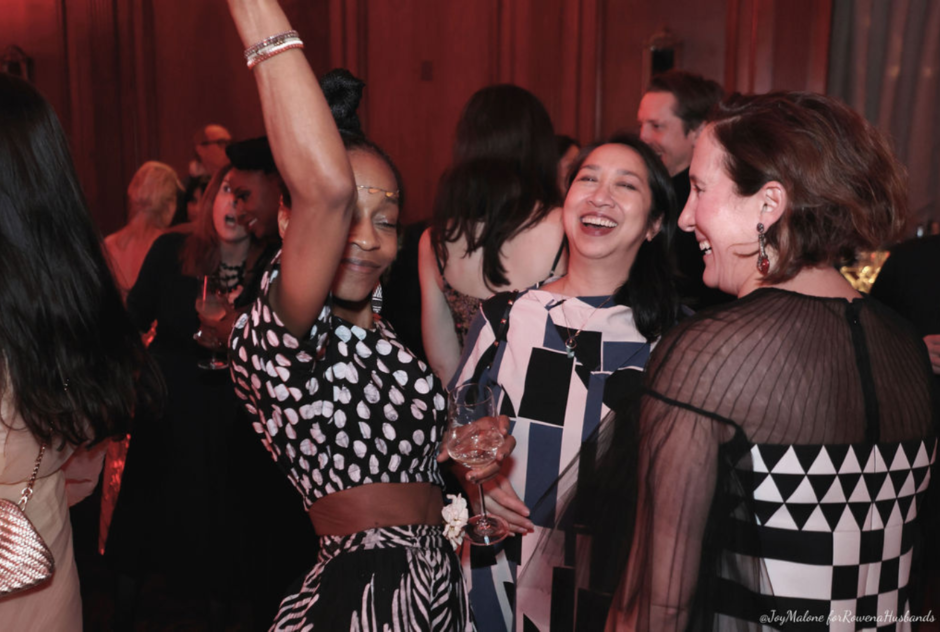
[
  {"xmin": 613, "ymin": 92, "xmax": 938, "ymax": 631},
  {"xmin": 226, "ymin": 1, "xmax": 494, "ymax": 629},
  {"xmin": 419, "ymin": 85, "xmax": 567, "ymax": 384},
  {"xmin": 0, "ymin": 73, "xmax": 159, "ymax": 631}
]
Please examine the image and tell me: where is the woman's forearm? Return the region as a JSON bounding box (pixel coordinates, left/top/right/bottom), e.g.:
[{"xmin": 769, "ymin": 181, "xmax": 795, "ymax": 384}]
[
  {"xmin": 227, "ymin": 0, "xmax": 354, "ymax": 212},
  {"xmin": 226, "ymin": 0, "xmax": 356, "ymax": 335}
]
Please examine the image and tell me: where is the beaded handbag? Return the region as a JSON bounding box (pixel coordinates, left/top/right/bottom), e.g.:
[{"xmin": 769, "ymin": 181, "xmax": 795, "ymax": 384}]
[{"xmin": 0, "ymin": 445, "xmax": 55, "ymax": 597}]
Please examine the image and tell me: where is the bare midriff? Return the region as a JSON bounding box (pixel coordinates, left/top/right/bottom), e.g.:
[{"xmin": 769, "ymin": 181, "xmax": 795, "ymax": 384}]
[{"xmin": 307, "ymin": 482, "xmax": 444, "ymax": 536}]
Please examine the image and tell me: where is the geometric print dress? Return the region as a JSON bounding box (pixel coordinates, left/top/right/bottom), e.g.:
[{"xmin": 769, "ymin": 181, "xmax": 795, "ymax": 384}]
[
  {"xmin": 621, "ymin": 288, "xmax": 938, "ymax": 632},
  {"xmin": 230, "ymin": 256, "xmax": 469, "ymax": 631},
  {"xmin": 715, "ymin": 439, "xmax": 937, "ymax": 630},
  {"xmin": 450, "ymin": 288, "xmax": 655, "ymax": 632}
]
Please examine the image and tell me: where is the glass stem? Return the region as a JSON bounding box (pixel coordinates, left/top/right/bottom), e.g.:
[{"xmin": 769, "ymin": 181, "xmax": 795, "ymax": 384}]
[{"xmin": 477, "ymin": 483, "xmax": 489, "ymax": 518}]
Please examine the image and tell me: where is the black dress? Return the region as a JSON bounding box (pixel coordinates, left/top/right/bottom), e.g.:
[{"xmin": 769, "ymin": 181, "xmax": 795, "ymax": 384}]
[
  {"xmin": 106, "ymin": 232, "xmax": 241, "ymax": 594},
  {"xmin": 624, "ymin": 289, "xmax": 938, "ymax": 631},
  {"xmin": 535, "ymin": 289, "xmax": 938, "ymax": 631}
]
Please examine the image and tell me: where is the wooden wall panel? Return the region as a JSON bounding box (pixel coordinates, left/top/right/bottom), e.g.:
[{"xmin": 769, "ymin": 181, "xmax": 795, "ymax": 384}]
[
  {"xmin": 599, "ymin": 0, "xmax": 728, "ymax": 139},
  {"xmin": 2, "ymin": 0, "xmax": 833, "ymax": 232},
  {"xmin": 147, "ymin": 0, "xmax": 329, "ymax": 183},
  {"xmin": 0, "ymin": 0, "xmax": 69, "ymax": 131},
  {"xmin": 344, "ymin": 0, "xmax": 602, "ymax": 223},
  {"xmin": 725, "ymin": 0, "xmax": 832, "ymax": 94},
  {"xmin": 358, "ymin": 1, "xmax": 495, "ymax": 221}
]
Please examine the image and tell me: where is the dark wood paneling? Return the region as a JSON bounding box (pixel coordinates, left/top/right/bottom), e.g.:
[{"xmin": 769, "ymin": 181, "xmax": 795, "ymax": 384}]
[
  {"xmin": 356, "ymin": 1, "xmax": 499, "ymax": 221},
  {"xmin": 725, "ymin": 0, "xmax": 832, "ymax": 94},
  {"xmin": 2, "ymin": 0, "xmax": 832, "ymax": 233},
  {"xmin": 0, "ymin": 0, "xmax": 69, "ymax": 131},
  {"xmin": 599, "ymin": 0, "xmax": 728, "ymax": 139},
  {"xmin": 349, "ymin": 0, "xmax": 602, "ymax": 222}
]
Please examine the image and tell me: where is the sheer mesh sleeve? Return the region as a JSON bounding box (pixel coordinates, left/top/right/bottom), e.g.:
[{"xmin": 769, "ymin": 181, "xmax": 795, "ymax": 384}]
[{"xmin": 614, "ymin": 288, "xmax": 937, "ymax": 631}]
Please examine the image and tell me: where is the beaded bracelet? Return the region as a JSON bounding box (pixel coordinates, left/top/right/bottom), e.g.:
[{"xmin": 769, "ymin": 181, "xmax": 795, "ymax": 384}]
[{"xmin": 244, "ymin": 30, "xmax": 304, "ymax": 70}]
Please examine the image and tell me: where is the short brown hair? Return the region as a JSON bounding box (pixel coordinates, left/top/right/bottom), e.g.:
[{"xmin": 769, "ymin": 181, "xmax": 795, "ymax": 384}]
[
  {"xmin": 647, "ymin": 70, "xmax": 724, "ymax": 134},
  {"xmin": 710, "ymin": 91, "xmax": 909, "ymax": 284}
]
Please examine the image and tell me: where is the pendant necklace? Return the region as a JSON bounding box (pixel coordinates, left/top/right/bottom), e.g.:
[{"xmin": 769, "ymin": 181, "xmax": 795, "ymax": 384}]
[{"xmin": 561, "ymin": 294, "xmax": 614, "ymax": 359}]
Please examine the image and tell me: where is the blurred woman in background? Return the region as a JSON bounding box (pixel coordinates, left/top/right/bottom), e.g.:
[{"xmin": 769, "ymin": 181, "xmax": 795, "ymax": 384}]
[
  {"xmin": 419, "ymin": 84, "xmax": 567, "ymax": 384},
  {"xmin": 104, "ymin": 161, "xmax": 182, "ymax": 297},
  {"xmin": 106, "ymin": 162, "xmax": 266, "ymax": 631}
]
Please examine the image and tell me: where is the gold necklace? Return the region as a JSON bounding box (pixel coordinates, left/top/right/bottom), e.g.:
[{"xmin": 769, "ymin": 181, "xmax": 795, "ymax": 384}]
[{"xmin": 561, "ymin": 294, "xmax": 614, "ymax": 359}]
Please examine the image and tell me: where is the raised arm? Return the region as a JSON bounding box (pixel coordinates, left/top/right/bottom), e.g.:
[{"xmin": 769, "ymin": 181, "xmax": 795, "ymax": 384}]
[
  {"xmin": 418, "ymin": 229, "xmax": 463, "ymax": 383},
  {"xmin": 227, "ymin": 0, "xmax": 357, "ymax": 336}
]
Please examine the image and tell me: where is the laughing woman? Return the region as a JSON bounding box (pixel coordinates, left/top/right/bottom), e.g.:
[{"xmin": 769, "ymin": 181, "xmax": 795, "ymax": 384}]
[
  {"xmin": 614, "ymin": 92, "xmax": 937, "ymax": 631},
  {"xmin": 449, "ymin": 134, "xmax": 680, "ymax": 631},
  {"xmin": 225, "ymin": 1, "xmax": 487, "ymax": 629}
]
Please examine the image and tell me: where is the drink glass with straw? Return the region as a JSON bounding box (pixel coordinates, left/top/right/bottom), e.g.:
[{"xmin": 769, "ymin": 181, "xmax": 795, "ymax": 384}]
[
  {"xmin": 445, "ymin": 383, "xmax": 509, "ymax": 545},
  {"xmin": 194, "ymin": 275, "xmax": 229, "ymax": 370}
]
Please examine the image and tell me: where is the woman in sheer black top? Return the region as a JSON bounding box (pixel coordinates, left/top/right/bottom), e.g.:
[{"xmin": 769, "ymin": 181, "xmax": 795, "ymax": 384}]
[{"xmin": 598, "ymin": 93, "xmax": 939, "ymax": 631}]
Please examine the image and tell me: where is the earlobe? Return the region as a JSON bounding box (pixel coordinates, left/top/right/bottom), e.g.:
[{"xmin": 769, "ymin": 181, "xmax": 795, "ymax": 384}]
[
  {"xmin": 647, "ymin": 217, "xmax": 663, "ymax": 242},
  {"xmin": 277, "ymin": 204, "xmax": 291, "ymax": 239}
]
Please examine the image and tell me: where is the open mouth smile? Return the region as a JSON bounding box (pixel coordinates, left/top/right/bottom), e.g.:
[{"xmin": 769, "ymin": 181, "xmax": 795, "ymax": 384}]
[{"xmin": 580, "ymin": 214, "xmax": 618, "ymax": 229}]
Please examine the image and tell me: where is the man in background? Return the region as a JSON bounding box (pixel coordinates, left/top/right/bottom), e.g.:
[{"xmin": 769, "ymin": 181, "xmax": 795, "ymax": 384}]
[
  {"xmin": 190, "ymin": 123, "xmax": 232, "ymax": 177},
  {"xmin": 638, "ymin": 70, "xmax": 730, "ymax": 309}
]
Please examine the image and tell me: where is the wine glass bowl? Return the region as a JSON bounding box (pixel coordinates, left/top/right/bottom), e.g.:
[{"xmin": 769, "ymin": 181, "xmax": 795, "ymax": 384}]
[
  {"xmin": 195, "ymin": 295, "xmax": 228, "ymax": 323},
  {"xmin": 446, "ymin": 384, "xmax": 510, "ymax": 546},
  {"xmin": 446, "ymin": 419, "xmax": 505, "ymax": 468}
]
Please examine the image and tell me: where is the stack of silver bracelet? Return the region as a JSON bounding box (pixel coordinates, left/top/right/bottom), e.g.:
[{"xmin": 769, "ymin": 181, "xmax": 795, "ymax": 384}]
[{"xmin": 244, "ymin": 30, "xmax": 304, "ymax": 70}]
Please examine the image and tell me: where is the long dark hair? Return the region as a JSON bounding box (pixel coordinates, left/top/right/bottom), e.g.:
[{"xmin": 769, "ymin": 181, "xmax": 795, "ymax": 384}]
[
  {"xmin": 567, "ymin": 133, "xmax": 680, "ymax": 342},
  {"xmin": 0, "ymin": 73, "xmax": 162, "ymax": 446},
  {"xmin": 432, "ymin": 84, "xmax": 562, "ymax": 288}
]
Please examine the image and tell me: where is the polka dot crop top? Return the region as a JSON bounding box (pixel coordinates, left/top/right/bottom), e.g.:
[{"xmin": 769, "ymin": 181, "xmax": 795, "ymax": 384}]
[{"xmin": 229, "ymin": 256, "xmax": 447, "ymax": 508}]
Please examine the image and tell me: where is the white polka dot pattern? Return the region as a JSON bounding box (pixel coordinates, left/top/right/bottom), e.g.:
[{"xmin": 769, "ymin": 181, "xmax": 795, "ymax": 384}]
[{"xmin": 229, "ymin": 257, "xmax": 447, "ymax": 509}]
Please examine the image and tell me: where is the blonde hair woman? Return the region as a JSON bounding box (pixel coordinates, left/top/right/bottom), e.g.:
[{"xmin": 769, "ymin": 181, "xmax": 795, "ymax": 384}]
[{"xmin": 104, "ymin": 161, "xmax": 182, "ymax": 295}]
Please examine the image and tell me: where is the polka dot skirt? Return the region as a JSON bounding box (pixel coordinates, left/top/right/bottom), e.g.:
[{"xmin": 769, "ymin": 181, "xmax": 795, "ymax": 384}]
[{"xmin": 230, "ymin": 259, "xmax": 447, "ymax": 508}]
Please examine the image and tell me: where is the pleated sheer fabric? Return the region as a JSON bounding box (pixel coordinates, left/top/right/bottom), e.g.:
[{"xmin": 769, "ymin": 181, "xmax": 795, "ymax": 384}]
[{"xmin": 525, "ymin": 288, "xmax": 939, "ymax": 632}]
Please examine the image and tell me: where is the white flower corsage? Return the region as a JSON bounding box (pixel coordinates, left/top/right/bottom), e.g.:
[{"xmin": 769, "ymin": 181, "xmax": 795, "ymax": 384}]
[{"xmin": 441, "ymin": 494, "xmax": 469, "ymax": 550}]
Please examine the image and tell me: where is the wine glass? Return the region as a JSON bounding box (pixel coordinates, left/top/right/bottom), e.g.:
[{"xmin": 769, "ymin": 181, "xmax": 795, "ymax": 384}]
[
  {"xmin": 445, "ymin": 383, "xmax": 510, "ymax": 546},
  {"xmin": 194, "ymin": 275, "xmax": 229, "ymax": 370}
]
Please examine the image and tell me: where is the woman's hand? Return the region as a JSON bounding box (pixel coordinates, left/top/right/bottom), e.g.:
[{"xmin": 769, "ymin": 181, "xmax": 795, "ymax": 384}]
[{"xmin": 465, "ymin": 474, "xmax": 534, "ymax": 535}]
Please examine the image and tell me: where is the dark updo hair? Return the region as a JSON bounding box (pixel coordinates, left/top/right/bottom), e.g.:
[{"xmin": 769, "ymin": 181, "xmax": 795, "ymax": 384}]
[
  {"xmin": 709, "ymin": 91, "xmax": 909, "ymax": 284},
  {"xmin": 281, "ymin": 69, "xmax": 404, "ymax": 221},
  {"xmin": 432, "ymin": 84, "xmax": 563, "ymax": 289},
  {"xmin": 320, "ymin": 68, "xmax": 365, "ymax": 138},
  {"xmin": 565, "ymin": 133, "xmax": 680, "ymax": 342}
]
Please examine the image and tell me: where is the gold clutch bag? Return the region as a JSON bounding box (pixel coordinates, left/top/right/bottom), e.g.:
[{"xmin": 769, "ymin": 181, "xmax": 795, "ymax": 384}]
[{"xmin": 0, "ymin": 445, "xmax": 55, "ymax": 597}]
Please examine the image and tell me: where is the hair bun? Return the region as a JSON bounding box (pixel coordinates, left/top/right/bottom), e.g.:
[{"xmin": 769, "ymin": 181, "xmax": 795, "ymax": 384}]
[{"xmin": 320, "ymin": 69, "xmax": 365, "ymax": 137}]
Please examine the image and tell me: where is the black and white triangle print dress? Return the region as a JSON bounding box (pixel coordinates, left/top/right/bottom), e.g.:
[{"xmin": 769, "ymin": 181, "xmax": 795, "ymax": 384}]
[
  {"xmin": 624, "ymin": 288, "xmax": 938, "ymax": 632},
  {"xmin": 230, "ymin": 254, "xmax": 470, "ymax": 631}
]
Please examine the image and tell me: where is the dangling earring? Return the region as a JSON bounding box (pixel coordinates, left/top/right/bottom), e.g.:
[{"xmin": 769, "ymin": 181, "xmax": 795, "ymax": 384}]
[
  {"xmin": 371, "ymin": 283, "xmax": 383, "ymax": 314},
  {"xmin": 756, "ymin": 222, "xmax": 770, "ymax": 275}
]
